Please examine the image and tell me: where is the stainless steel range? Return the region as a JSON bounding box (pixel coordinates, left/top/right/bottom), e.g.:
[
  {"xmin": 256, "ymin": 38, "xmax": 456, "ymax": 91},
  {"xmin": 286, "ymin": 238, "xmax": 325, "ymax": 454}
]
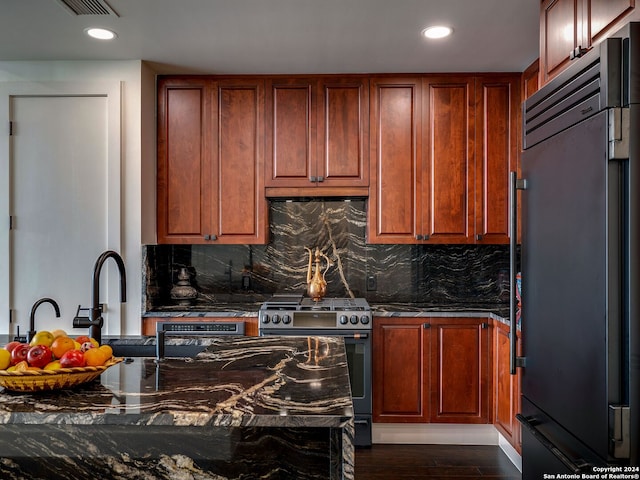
[{"xmin": 259, "ymin": 295, "xmax": 372, "ymax": 447}]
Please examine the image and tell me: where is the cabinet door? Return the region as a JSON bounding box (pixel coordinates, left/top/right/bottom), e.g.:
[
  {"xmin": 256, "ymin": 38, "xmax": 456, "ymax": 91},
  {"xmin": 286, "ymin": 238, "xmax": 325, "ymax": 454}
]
[
  {"xmin": 429, "ymin": 318, "xmax": 491, "ymax": 423},
  {"xmin": 422, "ymin": 76, "xmax": 474, "ymax": 243},
  {"xmin": 373, "ymin": 318, "xmax": 429, "ymax": 422},
  {"xmin": 265, "ymin": 78, "xmax": 316, "ymax": 187},
  {"xmin": 494, "ymin": 321, "xmax": 518, "ymax": 443},
  {"xmin": 211, "ymin": 79, "xmax": 268, "ymax": 244},
  {"xmin": 317, "ymin": 77, "xmax": 369, "ymax": 187},
  {"xmin": 540, "ymin": 0, "xmax": 584, "ymax": 84},
  {"xmin": 368, "ymin": 77, "xmax": 422, "ymax": 244},
  {"xmin": 474, "ymin": 75, "xmax": 520, "ymax": 244},
  {"xmin": 589, "ymin": 0, "xmax": 635, "ymax": 45},
  {"xmin": 157, "ymin": 79, "xmax": 213, "ymax": 243}
]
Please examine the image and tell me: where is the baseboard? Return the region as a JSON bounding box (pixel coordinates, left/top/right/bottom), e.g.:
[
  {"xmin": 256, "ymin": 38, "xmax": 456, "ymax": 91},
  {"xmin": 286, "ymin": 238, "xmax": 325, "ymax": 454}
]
[
  {"xmin": 372, "ymin": 423, "xmax": 499, "ymax": 445},
  {"xmin": 498, "ymin": 432, "xmax": 522, "ymax": 472},
  {"xmin": 372, "ymin": 423, "xmax": 522, "ymax": 472}
]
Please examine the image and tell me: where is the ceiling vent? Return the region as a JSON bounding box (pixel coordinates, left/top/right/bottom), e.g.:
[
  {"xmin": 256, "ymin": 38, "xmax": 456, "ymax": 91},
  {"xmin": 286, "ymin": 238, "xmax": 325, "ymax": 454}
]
[{"xmin": 55, "ymin": 0, "xmax": 119, "ymax": 16}]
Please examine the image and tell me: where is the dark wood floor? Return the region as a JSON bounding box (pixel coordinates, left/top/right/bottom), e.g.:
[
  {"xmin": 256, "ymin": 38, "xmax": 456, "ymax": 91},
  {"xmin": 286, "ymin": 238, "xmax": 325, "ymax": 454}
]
[{"xmin": 355, "ymin": 444, "xmax": 522, "ymax": 479}]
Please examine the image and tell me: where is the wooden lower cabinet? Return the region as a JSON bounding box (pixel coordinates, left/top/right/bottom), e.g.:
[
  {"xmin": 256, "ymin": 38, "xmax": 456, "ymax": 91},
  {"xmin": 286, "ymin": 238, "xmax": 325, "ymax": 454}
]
[
  {"xmin": 429, "ymin": 318, "xmax": 492, "ymax": 423},
  {"xmin": 493, "ymin": 320, "xmax": 522, "ymax": 452},
  {"xmin": 373, "ymin": 318, "xmax": 429, "ymax": 422},
  {"xmin": 373, "ymin": 317, "xmax": 491, "ymax": 424},
  {"xmin": 142, "ymin": 317, "xmax": 259, "ymax": 337}
]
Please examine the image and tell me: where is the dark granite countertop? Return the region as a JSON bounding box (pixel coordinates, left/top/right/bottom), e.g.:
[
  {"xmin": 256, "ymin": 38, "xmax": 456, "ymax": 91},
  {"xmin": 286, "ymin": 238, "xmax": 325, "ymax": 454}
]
[{"xmin": 0, "ymin": 336, "xmax": 353, "ymax": 428}]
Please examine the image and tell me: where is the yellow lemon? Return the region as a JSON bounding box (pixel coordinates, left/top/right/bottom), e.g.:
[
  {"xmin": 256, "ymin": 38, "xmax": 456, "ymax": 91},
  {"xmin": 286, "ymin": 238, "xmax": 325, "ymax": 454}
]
[
  {"xmin": 0, "ymin": 349, "xmax": 10, "ymax": 370},
  {"xmin": 44, "ymin": 360, "xmax": 62, "ymax": 371}
]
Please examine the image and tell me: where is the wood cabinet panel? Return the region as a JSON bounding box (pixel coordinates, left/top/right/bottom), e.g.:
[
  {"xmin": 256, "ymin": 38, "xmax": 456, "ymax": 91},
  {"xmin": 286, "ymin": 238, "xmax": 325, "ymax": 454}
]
[
  {"xmin": 540, "ymin": 0, "xmax": 635, "ymax": 84},
  {"xmin": 368, "ymin": 78, "xmax": 422, "ymax": 243},
  {"xmin": 493, "ymin": 320, "xmax": 522, "ymax": 452},
  {"xmin": 157, "ymin": 77, "xmax": 267, "ymax": 245},
  {"xmin": 429, "ymin": 319, "xmax": 491, "ymax": 423},
  {"xmin": 265, "ymin": 76, "xmax": 368, "ymax": 192},
  {"xmin": 541, "ymin": 0, "xmax": 582, "ymax": 83},
  {"xmin": 213, "ymin": 80, "xmax": 267, "ymax": 243},
  {"xmin": 265, "ymin": 79, "xmax": 315, "ymax": 186},
  {"xmin": 319, "ymin": 78, "xmax": 369, "ymax": 186},
  {"xmin": 157, "ymin": 80, "xmax": 211, "ymax": 243},
  {"xmin": 589, "ymin": 0, "xmax": 635, "ymax": 43},
  {"xmin": 422, "ymin": 77, "xmax": 474, "ymax": 243},
  {"xmin": 475, "ymin": 75, "xmax": 521, "ymax": 244},
  {"xmin": 373, "ymin": 318, "xmax": 429, "ymax": 422}
]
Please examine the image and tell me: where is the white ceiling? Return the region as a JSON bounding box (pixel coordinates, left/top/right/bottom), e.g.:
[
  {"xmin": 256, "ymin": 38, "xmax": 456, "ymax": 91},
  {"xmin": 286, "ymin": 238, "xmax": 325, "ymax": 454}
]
[{"xmin": 0, "ymin": 0, "xmax": 540, "ymax": 74}]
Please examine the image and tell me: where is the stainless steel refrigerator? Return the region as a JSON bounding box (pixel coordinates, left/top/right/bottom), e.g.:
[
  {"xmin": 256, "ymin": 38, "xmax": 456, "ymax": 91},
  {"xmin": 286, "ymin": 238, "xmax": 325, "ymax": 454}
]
[{"xmin": 515, "ymin": 22, "xmax": 639, "ymax": 476}]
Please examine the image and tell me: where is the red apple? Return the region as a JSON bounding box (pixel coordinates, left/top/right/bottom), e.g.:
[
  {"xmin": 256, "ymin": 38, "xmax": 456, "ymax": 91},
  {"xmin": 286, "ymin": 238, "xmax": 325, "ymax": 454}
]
[
  {"xmin": 4, "ymin": 341, "xmax": 22, "ymax": 353},
  {"xmin": 75, "ymin": 336, "xmax": 91, "ymax": 345},
  {"xmin": 59, "ymin": 349, "xmax": 85, "ymax": 368},
  {"xmin": 26, "ymin": 345, "xmax": 54, "ymax": 369},
  {"xmin": 10, "ymin": 344, "xmax": 30, "ymax": 366}
]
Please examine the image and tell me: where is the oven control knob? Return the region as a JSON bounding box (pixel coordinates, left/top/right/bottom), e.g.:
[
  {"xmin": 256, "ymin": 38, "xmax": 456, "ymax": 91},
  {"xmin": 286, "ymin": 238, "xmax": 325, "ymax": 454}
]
[
  {"xmin": 282, "ymin": 314, "xmax": 291, "ymax": 324},
  {"xmin": 339, "ymin": 315, "xmax": 348, "ymax": 325},
  {"xmin": 272, "ymin": 314, "xmax": 281, "ymax": 324},
  {"xmin": 261, "ymin": 314, "xmax": 270, "ymax": 324},
  {"xmin": 360, "ymin": 315, "xmax": 370, "ymax": 325},
  {"xmin": 350, "ymin": 315, "xmax": 358, "ymax": 325}
]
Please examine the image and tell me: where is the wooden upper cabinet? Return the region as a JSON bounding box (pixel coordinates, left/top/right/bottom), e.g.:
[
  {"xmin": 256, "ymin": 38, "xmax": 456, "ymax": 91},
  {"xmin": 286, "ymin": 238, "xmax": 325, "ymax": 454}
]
[
  {"xmin": 540, "ymin": 0, "xmax": 635, "ymax": 84},
  {"xmin": 422, "ymin": 76, "xmax": 474, "ymax": 244},
  {"xmin": 589, "ymin": 0, "xmax": 635, "ymax": 44},
  {"xmin": 474, "ymin": 75, "xmax": 521, "ymax": 244},
  {"xmin": 367, "ymin": 77, "xmax": 422, "ymax": 244},
  {"xmin": 157, "ymin": 78, "xmax": 211, "ymax": 243},
  {"xmin": 157, "ymin": 77, "xmax": 268, "ymax": 245},
  {"xmin": 212, "ymin": 79, "xmax": 268, "ymax": 244},
  {"xmin": 265, "ymin": 76, "xmax": 369, "ymax": 194}
]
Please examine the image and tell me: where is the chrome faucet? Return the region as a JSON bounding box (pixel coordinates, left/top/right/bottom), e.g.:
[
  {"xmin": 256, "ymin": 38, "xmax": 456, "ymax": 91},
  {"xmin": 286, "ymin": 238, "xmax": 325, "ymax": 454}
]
[
  {"xmin": 73, "ymin": 250, "xmax": 127, "ymax": 344},
  {"xmin": 28, "ymin": 298, "xmax": 60, "ymax": 343}
]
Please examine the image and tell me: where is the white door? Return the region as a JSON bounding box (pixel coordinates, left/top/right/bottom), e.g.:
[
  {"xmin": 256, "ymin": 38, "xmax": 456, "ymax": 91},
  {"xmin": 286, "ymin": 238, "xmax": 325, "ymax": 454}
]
[{"xmin": 0, "ymin": 83, "xmax": 122, "ymax": 338}]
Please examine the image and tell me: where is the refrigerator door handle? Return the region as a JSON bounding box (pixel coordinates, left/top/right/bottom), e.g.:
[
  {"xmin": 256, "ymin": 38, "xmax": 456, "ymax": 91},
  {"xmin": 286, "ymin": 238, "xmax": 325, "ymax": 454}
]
[
  {"xmin": 516, "ymin": 414, "xmax": 592, "ymax": 473},
  {"xmin": 509, "ymin": 172, "xmax": 527, "ymax": 374}
]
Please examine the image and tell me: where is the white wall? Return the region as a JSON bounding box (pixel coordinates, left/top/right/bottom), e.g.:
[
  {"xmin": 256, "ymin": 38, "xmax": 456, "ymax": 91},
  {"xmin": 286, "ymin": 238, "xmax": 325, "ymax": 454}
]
[{"xmin": 0, "ymin": 60, "xmax": 157, "ymax": 336}]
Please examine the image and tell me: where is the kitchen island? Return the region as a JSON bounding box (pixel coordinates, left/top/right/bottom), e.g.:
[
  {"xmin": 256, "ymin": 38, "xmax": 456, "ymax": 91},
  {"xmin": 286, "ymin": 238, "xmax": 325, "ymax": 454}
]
[{"xmin": 0, "ymin": 336, "xmax": 354, "ymax": 480}]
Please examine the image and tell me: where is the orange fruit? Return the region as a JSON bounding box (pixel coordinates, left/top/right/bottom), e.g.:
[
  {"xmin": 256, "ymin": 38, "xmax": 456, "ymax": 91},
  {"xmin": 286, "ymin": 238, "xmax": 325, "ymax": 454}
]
[
  {"xmin": 98, "ymin": 345, "xmax": 113, "ymax": 359},
  {"xmin": 50, "ymin": 336, "xmax": 76, "ymax": 359},
  {"xmin": 84, "ymin": 348, "xmax": 108, "ymax": 367}
]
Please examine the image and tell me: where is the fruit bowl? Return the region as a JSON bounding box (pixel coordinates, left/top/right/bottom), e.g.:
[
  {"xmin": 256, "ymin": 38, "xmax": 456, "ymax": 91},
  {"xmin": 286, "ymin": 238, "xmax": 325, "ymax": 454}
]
[{"xmin": 0, "ymin": 357, "xmax": 123, "ymax": 392}]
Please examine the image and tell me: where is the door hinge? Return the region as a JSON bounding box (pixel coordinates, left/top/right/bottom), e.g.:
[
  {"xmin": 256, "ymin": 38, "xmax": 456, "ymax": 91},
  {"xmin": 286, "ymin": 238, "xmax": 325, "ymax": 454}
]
[
  {"xmin": 481, "ymin": 322, "xmax": 489, "ymax": 329},
  {"xmin": 515, "ymin": 356, "xmax": 526, "ymax": 368},
  {"xmin": 9, "ymin": 215, "xmax": 14, "ymax": 230},
  {"xmin": 9, "ymin": 121, "xmax": 13, "ymax": 136},
  {"xmin": 423, "ymin": 323, "xmax": 431, "ymax": 329},
  {"xmin": 609, "ymin": 405, "xmax": 630, "ymax": 459},
  {"xmin": 609, "ymin": 107, "xmax": 630, "ymax": 159}
]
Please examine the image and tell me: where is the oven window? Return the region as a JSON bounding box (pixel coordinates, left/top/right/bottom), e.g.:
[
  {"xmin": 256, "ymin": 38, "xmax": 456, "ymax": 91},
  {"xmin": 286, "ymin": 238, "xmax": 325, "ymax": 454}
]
[{"xmin": 345, "ymin": 341, "xmax": 365, "ymax": 398}]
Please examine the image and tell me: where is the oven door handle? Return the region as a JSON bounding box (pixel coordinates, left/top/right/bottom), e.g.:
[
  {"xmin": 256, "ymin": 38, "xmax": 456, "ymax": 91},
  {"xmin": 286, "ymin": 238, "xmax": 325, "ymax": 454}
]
[{"xmin": 342, "ymin": 333, "xmax": 369, "ymax": 340}]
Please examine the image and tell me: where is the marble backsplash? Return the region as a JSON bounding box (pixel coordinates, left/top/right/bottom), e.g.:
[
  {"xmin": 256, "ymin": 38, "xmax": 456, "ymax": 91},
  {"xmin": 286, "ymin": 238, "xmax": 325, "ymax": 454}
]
[{"xmin": 143, "ymin": 199, "xmax": 512, "ymax": 310}]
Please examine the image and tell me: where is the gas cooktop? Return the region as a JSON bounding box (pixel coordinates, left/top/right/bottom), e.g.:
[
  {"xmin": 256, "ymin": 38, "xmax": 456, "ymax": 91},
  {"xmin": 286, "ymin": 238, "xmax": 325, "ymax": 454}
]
[{"xmin": 261, "ymin": 295, "xmax": 370, "ymax": 311}]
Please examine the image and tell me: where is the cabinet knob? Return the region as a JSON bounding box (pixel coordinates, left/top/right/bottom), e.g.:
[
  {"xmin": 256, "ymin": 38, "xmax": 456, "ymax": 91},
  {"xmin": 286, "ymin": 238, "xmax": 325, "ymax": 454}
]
[
  {"xmin": 309, "ymin": 176, "xmax": 317, "ymax": 183},
  {"xmin": 317, "ymin": 176, "xmax": 324, "ymax": 183},
  {"xmin": 204, "ymin": 234, "xmax": 218, "ymax": 241},
  {"xmin": 476, "ymin": 234, "xmax": 483, "ymax": 241},
  {"xmin": 415, "ymin": 234, "xmax": 423, "ymax": 240}
]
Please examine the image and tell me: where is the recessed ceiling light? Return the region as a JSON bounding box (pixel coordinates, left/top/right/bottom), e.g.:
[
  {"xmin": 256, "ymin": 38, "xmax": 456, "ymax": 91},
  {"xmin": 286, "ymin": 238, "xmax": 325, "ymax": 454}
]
[
  {"xmin": 422, "ymin": 26, "xmax": 453, "ymax": 39},
  {"xmin": 85, "ymin": 27, "xmax": 117, "ymax": 40}
]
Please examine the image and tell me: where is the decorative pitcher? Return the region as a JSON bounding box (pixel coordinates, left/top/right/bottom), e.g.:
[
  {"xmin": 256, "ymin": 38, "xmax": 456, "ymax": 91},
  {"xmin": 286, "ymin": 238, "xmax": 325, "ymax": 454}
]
[{"xmin": 305, "ymin": 247, "xmax": 331, "ymax": 301}]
